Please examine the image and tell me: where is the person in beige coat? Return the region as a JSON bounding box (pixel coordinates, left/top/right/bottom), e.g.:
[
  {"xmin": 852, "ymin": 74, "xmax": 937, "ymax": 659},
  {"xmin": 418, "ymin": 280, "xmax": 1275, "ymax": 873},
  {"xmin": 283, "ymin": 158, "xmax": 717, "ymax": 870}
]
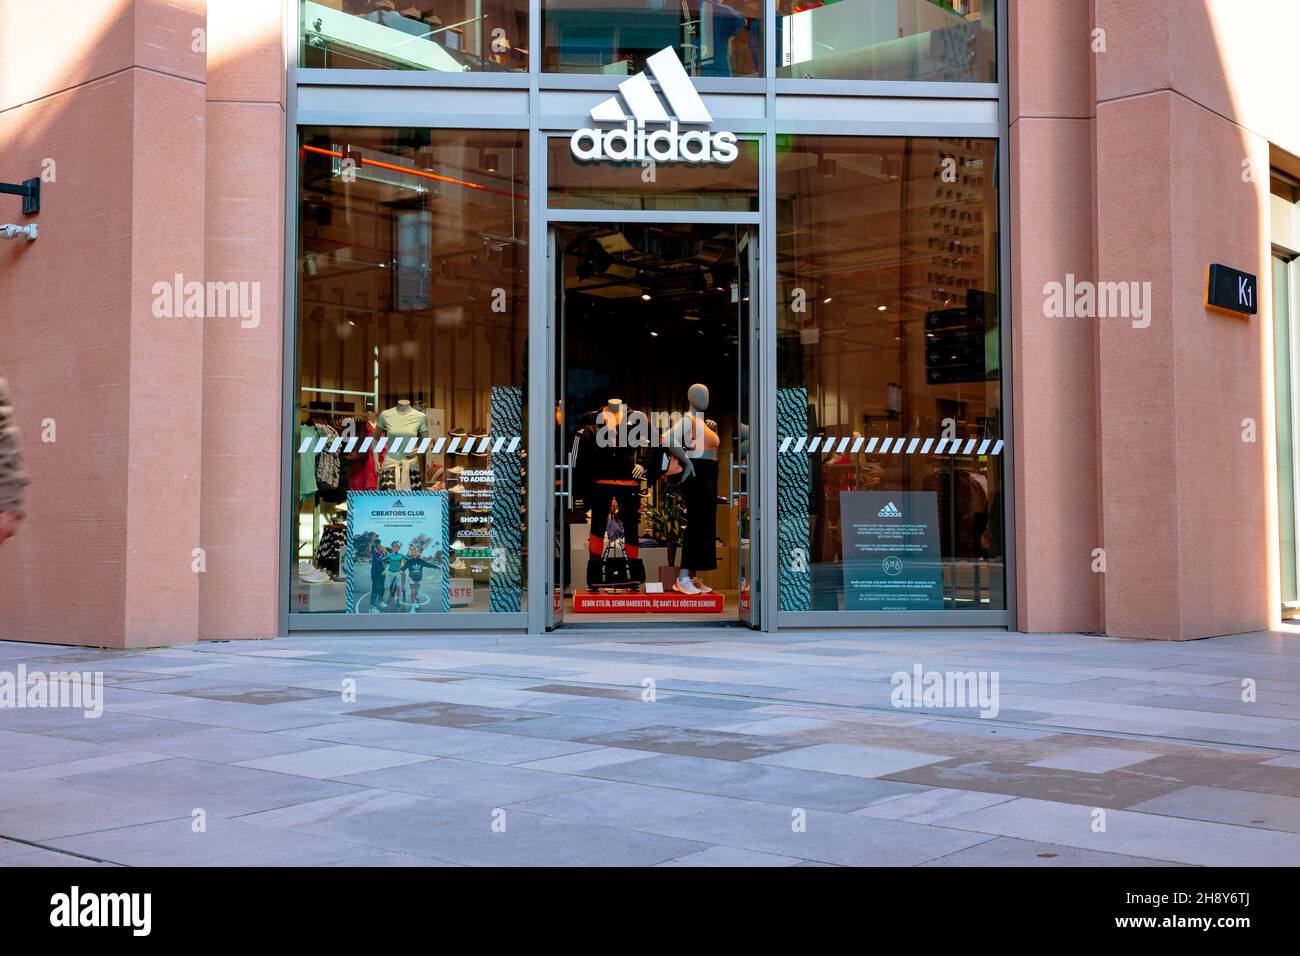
[{"xmin": 0, "ymin": 368, "xmax": 29, "ymax": 545}]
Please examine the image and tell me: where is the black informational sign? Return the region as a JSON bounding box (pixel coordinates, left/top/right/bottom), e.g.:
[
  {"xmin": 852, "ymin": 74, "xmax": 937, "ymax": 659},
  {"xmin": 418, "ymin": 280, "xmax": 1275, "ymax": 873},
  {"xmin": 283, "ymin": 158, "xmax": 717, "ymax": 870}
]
[
  {"xmin": 1206, "ymin": 263, "xmax": 1257, "ymax": 316},
  {"xmin": 840, "ymin": 491, "xmax": 944, "ymax": 611}
]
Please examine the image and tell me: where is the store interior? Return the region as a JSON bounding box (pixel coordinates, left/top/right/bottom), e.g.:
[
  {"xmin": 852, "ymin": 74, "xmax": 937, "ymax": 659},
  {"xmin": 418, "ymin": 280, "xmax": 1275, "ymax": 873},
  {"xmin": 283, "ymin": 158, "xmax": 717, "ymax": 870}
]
[{"xmin": 555, "ymin": 222, "xmax": 751, "ymax": 625}]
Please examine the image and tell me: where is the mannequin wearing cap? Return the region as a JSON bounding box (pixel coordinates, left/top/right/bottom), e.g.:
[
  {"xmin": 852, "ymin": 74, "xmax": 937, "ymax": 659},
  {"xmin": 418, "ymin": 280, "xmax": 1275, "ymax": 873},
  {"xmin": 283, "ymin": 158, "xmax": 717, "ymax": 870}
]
[
  {"xmin": 572, "ymin": 398, "xmax": 648, "ymax": 561},
  {"xmin": 661, "ymin": 384, "xmax": 720, "ymax": 595}
]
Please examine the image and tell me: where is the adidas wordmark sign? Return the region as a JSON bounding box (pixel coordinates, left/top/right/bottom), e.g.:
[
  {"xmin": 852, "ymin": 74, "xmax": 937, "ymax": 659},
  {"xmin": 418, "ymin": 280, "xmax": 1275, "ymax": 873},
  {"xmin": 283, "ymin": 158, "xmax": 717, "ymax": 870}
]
[{"xmin": 570, "ymin": 47, "xmax": 739, "ymax": 166}]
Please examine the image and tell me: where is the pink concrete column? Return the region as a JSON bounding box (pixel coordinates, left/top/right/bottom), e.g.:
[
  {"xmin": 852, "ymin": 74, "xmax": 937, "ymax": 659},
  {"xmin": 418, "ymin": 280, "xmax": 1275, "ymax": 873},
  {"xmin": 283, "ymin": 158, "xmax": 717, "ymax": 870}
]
[
  {"xmin": 199, "ymin": 0, "xmax": 286, "ymax": 640},
  {"xmin": 1093, "ymin": 0, "xmax": 1271, "ymax": 638},
  {"xmin": 0, "ymin": 0, "xmax": 207, "ymax": 648},
  {"xmin": 1008, "ymin": 0, "xmax": 1103, "ymax": 633}
]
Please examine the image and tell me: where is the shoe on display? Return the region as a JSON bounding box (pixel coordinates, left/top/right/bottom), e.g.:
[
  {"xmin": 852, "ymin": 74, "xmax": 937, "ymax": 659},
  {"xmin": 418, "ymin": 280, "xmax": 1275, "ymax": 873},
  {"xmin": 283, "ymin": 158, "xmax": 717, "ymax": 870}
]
[
  {"xmin": 693, "ymin": 578, "xmax": 714, "ymax": 594},
  {"xmin": 451, "ymin": 539, "xmax": 466, "ymax": 550},
  {"xmin": 673, "ymin": 577, "xmax": 702, "ymax": 596},
  {"xmin": 448, "ymin": 464, "xmax": 463, "ymax": 475},
  {"xmin": 449, "ymin": 483, "xmax": 467, "ymax": 493},
  {"xmin": 451, "ymin": 558, "xmax": 468, "ymax": 571},
  {"xmin": 297, "ymin": 559, "xmax": 314, "ymax": 575},
  {"xmin": 300, "ymin": 567, "xmax": 328, "ymax": 583}
]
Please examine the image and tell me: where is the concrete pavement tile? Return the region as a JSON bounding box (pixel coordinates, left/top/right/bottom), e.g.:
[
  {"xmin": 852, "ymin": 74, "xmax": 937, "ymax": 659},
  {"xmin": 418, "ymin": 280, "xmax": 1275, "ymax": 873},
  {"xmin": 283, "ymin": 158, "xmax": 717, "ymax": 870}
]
[
  {"xmin": 171, "ymin": 686, "xmax": 338, "ymax": 705},
  {"xmin": 81, "ymin": 696, "xmax": 331, "ymax": 734},
  {"xmin": 940, "ymin": 797, "xmax": 1300, "ymax": 866},
  {"xmin": 0, "ymin": 837, "xmax": 40, "ymax": 859},
  {"xmin": 115, "ymin": 726, "xmax": 337, "ymax": 763},
  {"xmin": 921, "ymin": 836, "xmax": 1185, "ymax": 867},
  {"xmin": 237, "ymin": 788, "xmax": 430, "ymax": 829},
  {"xmin": 0, "ymin": 728, "xmax": 128, "ymax": 770},
  {"xmin": 853, "ymin": 787, "xmax": 1016, "ymax": 823},
  {"xmin": 1118, "ymin": 751, "xmax": 1300, "ymax": 797},
  {"xmin": 1127, "ymin": 785, "xmax": 1300, "ymax": 833},
  {"xmin": 347, "ymin": 700, "xmax": 546, "ymax": 729},
  {"xmin": 620, "ymin": 799, "xmax": 991, "ymax": 866},
  {"xmin": 476, "ymin": 714, "xmax": 651, "ymax": 742},
  {"xmin": 709, "ymin": 716, "xmax": 839, "ymax": 736},
  {"xmin": 1029, "ymin": 748, "xmax": 1163, "ymax": 774},
  {"xmin": 236, "ymin": 745, "xmax": 433, "ymax": 779},
  {"xmin": 0, "ymin": 849, "xmax": 120, "ymax": 867},
  {"xmin": 575, "ymin": 726, "xmax": 806, "ymax": 761},
  {"xmin": 0, "ymin": 782, "xmax": 190, "ymax": 842},
  {"xmin": 40, "ymin": 757, "xmax": 362, "ymax": 817},
  {"xmin": 888, "ymin": 758, "xmax": 1185, "ymax": 808},
  {"xmin": 400, "ymin": 810, "xmax": 710, "ymax": 867},
  {"xmin": 522, "ymin": 684, "xmax": 643, "ymax": 701},
  {"xmin": 278, "ymin": 720, "xmax": 601, "ymax": 765},
  {"xmin": 579, "ymin": 752, "xmax": 926, "ymax": 812},
  {"xmin": 752, "ymin": 743, "xmax": 950, "ymax": 778},
  {"xmin": 0, "ymin": 750, "xmax": 171, "ymax": 781},
  {"xmin": 657, "ymin": 845, "xmax": 803, "ymax": 866},
  {"xmin": 516, "ymin": 747, "xmax": 661, "ymax": 774},
  {"xmin": 334, "ymin": 757, "xmax": 606, "ymax": 805},
  {"xmin": 45, "ymin": 816, "xmax": 369, "ymax": 867}
]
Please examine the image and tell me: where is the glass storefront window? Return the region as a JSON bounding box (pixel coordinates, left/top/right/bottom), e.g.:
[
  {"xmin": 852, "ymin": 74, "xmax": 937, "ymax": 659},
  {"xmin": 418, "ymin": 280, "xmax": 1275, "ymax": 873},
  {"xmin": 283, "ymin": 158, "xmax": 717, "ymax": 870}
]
[
  {"xmin": 543, "ymin": 0, "xmax": 762, "ymax": 77},
  {"xmin": 301, "ymin": 1, "xmax": 528, "ymax": 71},
  {"xmin": 293, "ymin": 127, "xmax": 529, "ymax": 616},
  {"xmin": 776, "ymin": 0, "xmax": 995, "ymax": 83},
  {"xmin": 776, "ymin": 135, "xmax": 1003, "ymax": 613},
  {"xmin": 547, "ymin": 135, "xmax": 760, "ymax": 211}
]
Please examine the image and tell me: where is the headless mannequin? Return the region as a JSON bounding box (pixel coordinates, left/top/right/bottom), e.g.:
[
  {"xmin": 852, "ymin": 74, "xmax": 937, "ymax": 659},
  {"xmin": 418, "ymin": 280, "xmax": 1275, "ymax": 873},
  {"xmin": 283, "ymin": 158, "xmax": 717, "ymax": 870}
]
[
  {"xmin": 376, "ymin": 399, "xmax": 429, "ymax": 491},
  {"xmin": 663, "ymin": 384, "xmax": 720, "ymax": 595}
]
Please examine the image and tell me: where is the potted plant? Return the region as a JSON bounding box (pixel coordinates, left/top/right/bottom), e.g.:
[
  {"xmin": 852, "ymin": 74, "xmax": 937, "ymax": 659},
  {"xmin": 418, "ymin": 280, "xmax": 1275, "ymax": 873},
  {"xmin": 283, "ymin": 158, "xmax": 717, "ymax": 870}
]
[{"xmin": 643, "ymin": 487, "xmax": 686, "ymax": 586}]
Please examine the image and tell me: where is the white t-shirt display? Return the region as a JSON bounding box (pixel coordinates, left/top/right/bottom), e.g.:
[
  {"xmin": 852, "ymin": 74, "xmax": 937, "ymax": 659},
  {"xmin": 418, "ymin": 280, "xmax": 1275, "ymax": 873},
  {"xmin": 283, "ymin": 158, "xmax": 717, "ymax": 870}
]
[{"xmin": 377, "ymin": 405, "xmax": 428, "ymax": 461}]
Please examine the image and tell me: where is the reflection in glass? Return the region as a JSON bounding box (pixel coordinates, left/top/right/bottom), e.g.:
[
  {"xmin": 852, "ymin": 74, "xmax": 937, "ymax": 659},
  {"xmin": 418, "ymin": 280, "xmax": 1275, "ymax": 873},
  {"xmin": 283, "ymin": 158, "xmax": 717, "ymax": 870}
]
[
  {"xmin": 293, "ymin": 128, "xmax": 529, "ymax": 615},
  {"xmin": 776, "ymin": 135, "xmax": 1003, "ymax": 612},
  {"xmin": 301, "ymin": 0, "xmax": 528, "ymax": 71},
  {"xmin": 543, "ymin": 0, "xmax": 762, "ymax": 77},
  {"xmin": 777, "ymin": 0, "xmax": 995, "ymax": 82}
]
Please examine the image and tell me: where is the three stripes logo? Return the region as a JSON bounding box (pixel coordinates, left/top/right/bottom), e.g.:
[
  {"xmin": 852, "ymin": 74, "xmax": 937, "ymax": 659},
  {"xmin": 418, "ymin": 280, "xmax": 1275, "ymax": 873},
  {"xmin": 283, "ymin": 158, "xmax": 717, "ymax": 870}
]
[
  {"xmin": 570, "ymin": 47, "xmax": 739, "ymax": 166},
  {"xmin": 877, "ymin": 501, "xmax": 904, "ymax": 518}
]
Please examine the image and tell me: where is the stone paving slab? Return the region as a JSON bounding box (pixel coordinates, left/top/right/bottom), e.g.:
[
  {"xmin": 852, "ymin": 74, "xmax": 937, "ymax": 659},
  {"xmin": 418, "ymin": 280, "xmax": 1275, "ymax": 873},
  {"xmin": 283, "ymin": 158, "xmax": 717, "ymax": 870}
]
[
  {"xmin": 939, "ymin": 797, "xmax": 1300, "ymax": 867},
  {"xmin": 1, "ymin": 627, "xmax": 1299, "ymax": 866}
]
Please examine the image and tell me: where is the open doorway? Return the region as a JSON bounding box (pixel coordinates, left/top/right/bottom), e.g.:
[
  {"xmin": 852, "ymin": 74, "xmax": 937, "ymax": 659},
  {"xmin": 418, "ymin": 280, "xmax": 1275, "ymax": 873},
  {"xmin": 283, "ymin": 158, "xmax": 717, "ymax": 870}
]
[{"xmin": 550, "ymin": 222, "xmax": 757, "ymax": 628}]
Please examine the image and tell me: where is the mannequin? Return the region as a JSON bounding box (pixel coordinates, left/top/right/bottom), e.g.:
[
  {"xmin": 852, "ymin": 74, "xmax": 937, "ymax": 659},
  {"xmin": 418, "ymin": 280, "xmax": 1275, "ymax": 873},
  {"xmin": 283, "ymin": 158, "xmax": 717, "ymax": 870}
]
[
  {"xmin": 572, "ymin": 398, "xmax": 647, "ymax": 564},
  {"xmin": 662, "ymin": 384, "xmax": 720, "ymax": 595},
  {"xmin": 376, "ymin": 399, "xmax": 428, "ymax": 491}
]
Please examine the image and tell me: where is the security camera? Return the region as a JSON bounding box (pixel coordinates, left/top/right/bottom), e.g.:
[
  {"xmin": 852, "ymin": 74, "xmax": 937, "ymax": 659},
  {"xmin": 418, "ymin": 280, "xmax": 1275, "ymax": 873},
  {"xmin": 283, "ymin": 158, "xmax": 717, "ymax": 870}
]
[{"xmin": 1, "ymin": 223, "xmax": 37, "ymax": 240}]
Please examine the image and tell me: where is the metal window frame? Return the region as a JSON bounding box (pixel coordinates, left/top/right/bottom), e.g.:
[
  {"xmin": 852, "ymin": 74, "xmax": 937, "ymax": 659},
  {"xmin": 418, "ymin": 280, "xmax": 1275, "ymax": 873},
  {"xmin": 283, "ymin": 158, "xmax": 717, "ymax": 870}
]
[{"xmin": 280, "ymin": 0, "xmax": 1015, "ymax": 635}]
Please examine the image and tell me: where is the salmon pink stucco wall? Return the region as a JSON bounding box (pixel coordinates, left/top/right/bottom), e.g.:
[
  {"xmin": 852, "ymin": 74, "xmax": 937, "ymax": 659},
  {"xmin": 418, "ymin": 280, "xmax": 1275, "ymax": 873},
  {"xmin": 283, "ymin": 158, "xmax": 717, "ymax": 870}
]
[
  {"xmin": 0, "ymin": 0, "xmax": 284, "ymax": 647},
  {"xmin": 1011, "ymin": 0, "xmax": 1296, "ymax": 639}
]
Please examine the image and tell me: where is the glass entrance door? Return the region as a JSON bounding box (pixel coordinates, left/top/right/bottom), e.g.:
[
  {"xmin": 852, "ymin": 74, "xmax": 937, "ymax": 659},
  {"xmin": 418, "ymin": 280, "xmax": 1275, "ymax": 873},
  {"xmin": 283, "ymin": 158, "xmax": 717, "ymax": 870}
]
[{"xmin": 546, "ymin": 221, "xmax": 759, "ymax": 628}]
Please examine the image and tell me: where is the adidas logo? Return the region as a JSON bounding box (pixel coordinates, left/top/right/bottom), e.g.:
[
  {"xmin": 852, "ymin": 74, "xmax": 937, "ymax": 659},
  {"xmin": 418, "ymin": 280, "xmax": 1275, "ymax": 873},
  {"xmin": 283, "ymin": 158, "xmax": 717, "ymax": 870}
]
[
  {"xmin": 392, "ymin": 499, "xmax": 404, "ymax": 508},
  {"xmin": 878, "ymin": 501, "xmax": 904, "ymax": 518},
  {"xmin": 570, "ymin": 47, "xmax": 738, "ymax": 166}
]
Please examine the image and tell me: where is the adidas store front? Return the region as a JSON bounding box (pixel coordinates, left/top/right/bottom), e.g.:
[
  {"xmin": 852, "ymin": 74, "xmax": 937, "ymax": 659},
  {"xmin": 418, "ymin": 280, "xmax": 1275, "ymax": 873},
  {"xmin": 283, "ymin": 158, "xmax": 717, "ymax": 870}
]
[{"xmin": 287, "ymin": 0, "xmax": 1008, "ymax": 635}]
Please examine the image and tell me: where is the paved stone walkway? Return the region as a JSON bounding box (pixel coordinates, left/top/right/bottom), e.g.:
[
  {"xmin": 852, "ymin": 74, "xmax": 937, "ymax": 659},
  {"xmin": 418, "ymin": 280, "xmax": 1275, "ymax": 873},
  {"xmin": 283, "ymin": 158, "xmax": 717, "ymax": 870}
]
[{"xmin": 1, "ymin": 628, "xmax": 1298, "ymax": 866}]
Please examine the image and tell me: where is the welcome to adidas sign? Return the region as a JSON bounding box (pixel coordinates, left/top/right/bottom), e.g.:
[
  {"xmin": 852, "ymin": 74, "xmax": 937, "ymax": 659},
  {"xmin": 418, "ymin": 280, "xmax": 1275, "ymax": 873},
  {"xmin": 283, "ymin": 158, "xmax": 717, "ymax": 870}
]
[{"xmin": 570, "ymin": 47, "xmax": 739, "ymax": 166}]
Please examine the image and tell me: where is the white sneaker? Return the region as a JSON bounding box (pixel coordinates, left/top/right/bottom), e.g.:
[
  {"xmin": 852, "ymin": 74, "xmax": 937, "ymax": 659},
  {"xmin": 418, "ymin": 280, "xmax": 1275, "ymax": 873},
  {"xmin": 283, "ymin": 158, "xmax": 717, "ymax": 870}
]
[
  {"xmin": 693, "ymin": 578, "xmax": 713, "ymax": 594},
  {"xmin": 673, "ymin": 577, "xmax": 702, "ymax": 595},
  {"xmin": 300, "ymin": 567, "xmax": 328, "ymax": 583}
]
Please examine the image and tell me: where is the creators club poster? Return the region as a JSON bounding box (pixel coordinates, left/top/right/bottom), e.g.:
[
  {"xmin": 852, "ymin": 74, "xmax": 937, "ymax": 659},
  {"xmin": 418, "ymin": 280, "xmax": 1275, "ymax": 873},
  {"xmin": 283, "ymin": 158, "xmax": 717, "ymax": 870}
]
[{"xmin": 344, "ymin": 490, "xmax": 449, "ymax": 614}]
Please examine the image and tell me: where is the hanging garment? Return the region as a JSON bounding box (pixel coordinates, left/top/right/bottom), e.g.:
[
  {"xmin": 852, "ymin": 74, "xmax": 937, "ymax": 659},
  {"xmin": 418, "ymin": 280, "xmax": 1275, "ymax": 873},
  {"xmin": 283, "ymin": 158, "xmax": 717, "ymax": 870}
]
[
  {"xmin": 379, "ymin": 458, "xmax": 423, "ymax": 492},
  {"xmin": 316, "ymin": 524, "xmax": 346, "ymax": 577},
  {"xmin": 299, "ymin": 423, "xmax": 319, "ymax": 499},
  {"xmin": 316, "ymin": 423, "xmax": 341, "ymax": 489},
  {"xmin": 350, "ymin": 421, "xmax": 379, "ymax": 491},
  {"xmin": 679, "ymin": 458, "xmax": 719, "ymax": 572}
]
